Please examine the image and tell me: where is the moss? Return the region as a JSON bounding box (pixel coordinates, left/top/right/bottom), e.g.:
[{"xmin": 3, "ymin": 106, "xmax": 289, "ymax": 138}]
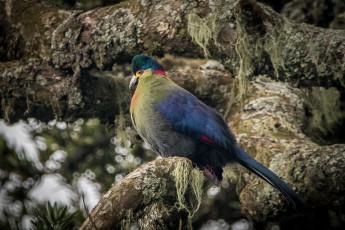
[
  {"xmin": 51, "ymin": 8, "xmax": 142, "ymax": 70},
  {"xmin": 173, "ymin": 160, "xmax": 190, "ymax": 211},
  {"xmin": 138, "ymin": 201, "xmax": 172, "ymax": 230},
  {"xmin": 223, "ymin": 164, "xmax": 240, "ymax": 184},
  {"xmin": 262, "ymin": 24, "xmax": 287, "ymax": 78},
  {"xmin": 172, "ymin": 160, "xmax": 204, "ymax": 218},
  {"xmin": 92, "ymin": 8, "xmax": 142, "ymax": 68},
  {"xmin": 234, "ymin": 21, "xmax": 287, "ymax": 103},
  {"xmin": 121, "ymin": 209, "xmax": 133, "ymax": 230},
  {"xmin": 190, "ymin": 168, "xmax": 204, "ymax": 213},
  {"xmin": 187, "ymin": 12, "xmax": 218, "ymax": 57},
  {"xmin": 51, "ymin": 13, "xmax": 83, "ymax": 69},
  {"xmin": 142, "ymin": 177, "xmax": 167, "ymax": 205},
  {"xmin": 271, "ymin": 126, "xmax": 298, "ymax": 140},
  {"xmin": 233, "ymin": 18, "xmax": 268, "ymax": 104},
  {"xmin": 68, "ymin": 90, "xmax": 83, "ymax": 110},
  {"xmin": 302, "ymin": 87, "xmax": 345, "ymax": 144},
  {"xmin": 235, "ymin": 4, "xmax": 345, "ymax": 88},
  {"xmin": 270, "ymin": 144, "xmax": 345, "ymax": 209}
]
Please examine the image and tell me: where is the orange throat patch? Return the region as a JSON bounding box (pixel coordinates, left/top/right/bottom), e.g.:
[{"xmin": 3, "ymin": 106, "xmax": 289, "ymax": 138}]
[{"xmin": 130, "ymin": 91, "xmax": 140, "ymax": 110}]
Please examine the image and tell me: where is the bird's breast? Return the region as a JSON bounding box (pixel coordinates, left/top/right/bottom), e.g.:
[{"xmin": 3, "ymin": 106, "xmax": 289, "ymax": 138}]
[{"xmin": 130, "ymin": 90, "xmax": 140, "ymax": 112}]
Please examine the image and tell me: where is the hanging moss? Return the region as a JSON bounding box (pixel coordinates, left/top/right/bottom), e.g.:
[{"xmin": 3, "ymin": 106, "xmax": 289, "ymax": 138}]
[
  {"xmin": 234, "ymin": 35, "xmax": 252, "ymax": 104},
  {"xmin": 172, "ymin": 160, "xmax": 204, "ymax": 218},
  {"xmin": 302, "ymin": 87, "xmax": 345, "ymax": 144},
  {"xmin": 121, "ymin": 209, "xmax": 133, "ymax": 230},
  {"xmin": 187, "ymin": 12, "xmax": 218, "ymax": 57},
  {"xmin": 190, "ymin": 167, "xmax": 204, "ymax": 214}
]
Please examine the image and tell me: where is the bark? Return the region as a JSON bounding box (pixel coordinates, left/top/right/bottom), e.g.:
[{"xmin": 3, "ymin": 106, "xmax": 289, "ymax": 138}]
[
  {"xmin": 1, "ymin": 0, "xmax": 345, "ymax": 122},
  {"xmin": 228, "ymin": 76, "xmax": 345, "ymax": 220},
  {"xmin": 0, "ymin": 57, "xmax": 231, "ymax": 123},
  {"xmin": 80, "ymin": 157, "xmax": 203, "ymax": 230},
  {"xmin": 281, "ymin": 0, "xmax": 345, "ymax": 29}
]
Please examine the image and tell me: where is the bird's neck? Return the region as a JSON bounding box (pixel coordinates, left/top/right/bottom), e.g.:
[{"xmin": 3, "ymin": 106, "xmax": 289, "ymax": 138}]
[
  {"xmin": 153, "ymin": 69, "xmax": 167, "ymax": 77},
  {"xmin": 130, "ymin": 74, "xmax": 171, "ymax": 112}
]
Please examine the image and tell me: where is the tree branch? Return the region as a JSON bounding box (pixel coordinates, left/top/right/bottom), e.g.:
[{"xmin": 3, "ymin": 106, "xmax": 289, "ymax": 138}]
[
  {"xmin": 229, "ymin": 76, "xmax": 345, "ymax": 219},
  {"xmin": 80, "ymin": 157, "xmax": 203, "ymax": 230},
  {"xmin": 0, "ymin": 57, "xmax": 231, "ymax": 123},
  {"xmin": 233, "ymin": 0, "xmax": 345, "ymax": 88}
]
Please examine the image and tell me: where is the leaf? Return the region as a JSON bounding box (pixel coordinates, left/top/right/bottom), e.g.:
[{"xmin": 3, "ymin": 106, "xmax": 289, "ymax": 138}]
[{"xmin": 31, "ymin": 202, "xmax": 77, "ymax": 230}]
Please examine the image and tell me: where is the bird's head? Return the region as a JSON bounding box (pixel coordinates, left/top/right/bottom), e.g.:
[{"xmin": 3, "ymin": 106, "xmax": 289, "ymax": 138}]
[{"xmin": 129, "ymin": 54, "xmax": 167, "ymax": 91}]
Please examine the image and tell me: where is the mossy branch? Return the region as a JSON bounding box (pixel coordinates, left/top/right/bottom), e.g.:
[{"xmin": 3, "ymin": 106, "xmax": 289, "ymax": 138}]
[
  {"xmin": 229, "ymin": 76, "xmax": 345, "ymax": 220},
  {"xmin": 80, "ymin": 157, "xmax": 204, "ymax": 230},
  {"xmin": 233, "ymin": 0, "xmax": 345, "ymax": 88}
]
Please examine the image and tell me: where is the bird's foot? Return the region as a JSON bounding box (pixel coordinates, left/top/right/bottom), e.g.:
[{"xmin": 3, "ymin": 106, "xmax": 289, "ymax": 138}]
[{"xmin": 202, "ymin": 165, "xmax": 222, "ymax": 186}]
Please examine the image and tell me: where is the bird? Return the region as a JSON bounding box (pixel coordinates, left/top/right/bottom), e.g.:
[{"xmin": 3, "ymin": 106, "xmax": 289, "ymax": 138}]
[{"xmin": 129, "ymin": 54, "xmax": 304, "ymax": 210}]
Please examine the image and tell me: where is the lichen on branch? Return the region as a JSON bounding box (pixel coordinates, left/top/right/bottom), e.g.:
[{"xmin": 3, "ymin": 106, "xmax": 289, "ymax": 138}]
[{"xmin": 80, "ymin": 157, "xmax": 205, "ymax": 229}]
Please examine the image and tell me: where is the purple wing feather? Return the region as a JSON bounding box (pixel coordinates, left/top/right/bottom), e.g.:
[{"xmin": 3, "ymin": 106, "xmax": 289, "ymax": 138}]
[{"xmin": 156, "ymin": 88, "xmax": 236, "ymax": 150}]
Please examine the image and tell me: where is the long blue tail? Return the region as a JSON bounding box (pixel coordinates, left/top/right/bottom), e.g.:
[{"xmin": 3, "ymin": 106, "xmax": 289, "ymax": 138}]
[{"xmin": 235, "ymin": 147, "xmax": 305, "ymax": 211}]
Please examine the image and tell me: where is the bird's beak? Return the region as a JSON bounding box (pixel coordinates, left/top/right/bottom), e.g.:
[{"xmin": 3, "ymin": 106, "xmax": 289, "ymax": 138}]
[{"xmin": 129, "ymin": 76, "xmax": 139, "ymax": 91}]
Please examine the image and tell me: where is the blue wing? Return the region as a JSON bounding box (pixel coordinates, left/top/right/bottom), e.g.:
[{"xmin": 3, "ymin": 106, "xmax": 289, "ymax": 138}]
[{"xmin": 156, "ymin": 88, "xmax": 236, "ymax": 150}]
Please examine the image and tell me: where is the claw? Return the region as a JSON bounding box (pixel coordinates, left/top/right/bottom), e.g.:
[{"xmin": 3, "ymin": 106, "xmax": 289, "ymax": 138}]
[{"xmin": 202, "ymin": 166, "xmax": 221, "ymax": 186}]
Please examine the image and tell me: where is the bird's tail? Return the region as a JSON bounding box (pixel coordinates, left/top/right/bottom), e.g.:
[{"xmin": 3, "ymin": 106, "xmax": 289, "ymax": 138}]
[{"xmin": 235, "ymin": 147, "xmax": 305, "ymax": 211}]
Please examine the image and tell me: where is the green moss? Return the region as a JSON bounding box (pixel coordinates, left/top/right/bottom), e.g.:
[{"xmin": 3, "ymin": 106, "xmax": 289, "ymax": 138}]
[
  {"xmin": 173, "ymin": 160, "xmax": 190, "ymax": 210},
  {"xmin": 233, "ymin": 13, "xmax": 287, "ymax": 104},
  {"xmin": 187, "ymin": 12, "xmax": 218, "ymax": 57},
  {"xmin": 271, "ymin": 126, "xmax": 298, "ymax": 140},
  {"xmin": 190, "ymin": 167, "xmax": 204, "ymax": 214},
  {"xmin": 121, "ymin": 209, "xmax": 133, "ymax": 230},
  {"xmin": 142, "ymin": 177, "xmax": 168, "ymax": 205},
  {"xmin": 172, "ymin": 160, "xmax": 204, "ymax": 218},
  {"xmin": 262, "ymin": 26, "xmax": 287, "ymax": 77},
  {"xmin": 302, "ymin": 87, "xmax": 345, "ymax": 144},
  {"xmin": 234, "ymin": 24, "xmax": 257, "ymax": 104},
  {"xmin": 223, "ymin": 165, "xmax": 239, "ymax": 183},
  {"xmin": 51, "ymin": 7, "xmax": 141, "ymax": 70}
]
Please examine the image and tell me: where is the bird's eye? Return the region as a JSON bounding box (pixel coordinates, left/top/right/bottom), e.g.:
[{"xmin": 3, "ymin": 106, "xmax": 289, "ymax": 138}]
[{"xmin": 136, "ymin": 69, "xmax": 144, "ymax": 77}]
